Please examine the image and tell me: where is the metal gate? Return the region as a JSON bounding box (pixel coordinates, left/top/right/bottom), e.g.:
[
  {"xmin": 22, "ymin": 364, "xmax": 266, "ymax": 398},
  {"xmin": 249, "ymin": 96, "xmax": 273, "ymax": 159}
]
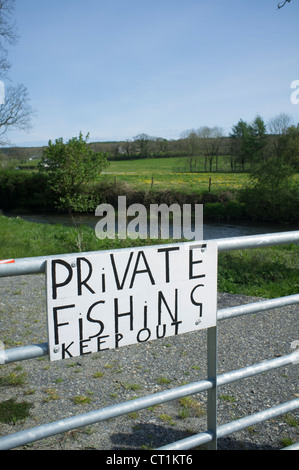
[{"xmin": 0, "ymin": 230, "xmax": 298, "ymax": 450}]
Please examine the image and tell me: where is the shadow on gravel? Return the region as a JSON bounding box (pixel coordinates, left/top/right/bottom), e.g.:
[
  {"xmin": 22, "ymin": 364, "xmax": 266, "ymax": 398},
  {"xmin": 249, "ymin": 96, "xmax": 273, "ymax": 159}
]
[
  {"xmin": 217, "ymin": 437, "xmax": 277, "ymax": 451},
  {"xmin": 110, "ymin": 424, "xmax": 278, "ymax": 451},
  {"xmin": 110, "ymin": 423, "xmax": 192, "ymax": 450}
]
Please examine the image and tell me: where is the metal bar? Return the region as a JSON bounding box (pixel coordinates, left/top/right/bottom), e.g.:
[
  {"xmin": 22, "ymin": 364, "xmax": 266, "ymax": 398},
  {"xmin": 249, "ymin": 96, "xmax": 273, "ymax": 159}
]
[
  {"xmin": 216, "ymin": 230, "xmax": 299, "ymax": 252},
  {"xmin": 158, "ymin": 399, "xmax": 299, "ymax": 450},
  {"xmin": 217, "ymin": 352, "xmax": 299, "ymax": 387},
  {"xmin": 217, "ymin": 398, "xmax": 299, "ymax": 440},
  {"xmin": 217, "ymin": 294, "xmax": 299, "ymax": 321},
  {"xmin": 281, "ymin": 442, "xmax": 299, "ymax": 450},
  {"xmin": 206, "ymin": 326, "xmax": 217, "ymax": 450},
  {"xmin": 1, "ymin": 343, "xmax": 49, "ymax": 364}
]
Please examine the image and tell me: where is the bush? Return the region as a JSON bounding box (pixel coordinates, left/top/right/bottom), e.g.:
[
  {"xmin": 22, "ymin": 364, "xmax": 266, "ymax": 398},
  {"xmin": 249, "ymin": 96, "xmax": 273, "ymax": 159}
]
[
  {"xmin": 239, "ymin": 184, "xmax": 299, "ymax": 224},
  {"xmin": 203, "ymin": 201, "xmax": 246, "ymax": 221},
  {"xmin": 0, "ymin": 170, "xmax": 56, "ymax": 211}
]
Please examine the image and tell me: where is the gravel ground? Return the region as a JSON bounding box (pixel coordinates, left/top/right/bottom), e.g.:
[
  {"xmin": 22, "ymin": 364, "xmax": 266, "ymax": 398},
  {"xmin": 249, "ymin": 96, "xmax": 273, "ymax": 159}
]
[{"xmin": 0, "ymin": 273, "xmax": 298, "ymax": 451}]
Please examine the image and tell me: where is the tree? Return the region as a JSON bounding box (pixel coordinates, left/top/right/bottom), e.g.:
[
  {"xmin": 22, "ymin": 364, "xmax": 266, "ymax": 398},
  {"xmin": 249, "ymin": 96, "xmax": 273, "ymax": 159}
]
[
  {"xmin": 280, "ymin": 124, "xmax": 299, "ymax": 170},
  {"xmin": 230, "ymin": 117, "xmax": 267, "ymax": 170},
  {"xmin": 180, "ymin": 129, "xmax": 199, "ymax": 171},
  {"xmin": 230, "ymin": 119, "xmax": 253, "ymax": 170},
  {"xmin": 0, "ymin": 0, "xmax": 33, "ymax": 144},
  {"xmin": 267, "ymin": 113, "xmax": 293, "ymax": 160},
  {"xmin": 278, "ymin": 0, "xmax": 292, "ymax": 8},
  {"xmin": 154, "ymin": 137, "xmax": 169, "ymax": 157},
  {"xmin": 122, "ymin": 139, "xmax": 136, "ymax": 159},
  {"xmin": 268, "ymin": 113, "xmax": 293, "ymax": 136},
  {"xmin": 133, "ymin": 133, "xmax": 153, "ymax": 158},
  {"xmin": 0, "ymin": 0, "xmax": 19, "ymax": 77},
  {"xmin": 38, "ymin": 132, "xmax": 109, "ymax": 212},
  {"xmin": 0, "ymin": 84, "xmax": 33, "ymax": 140},
  {"xmin": 250, "ymin": 115, "xmax": 268, "ymax": 164},
  {"xmin": 197, "ymin": 126, "xmax": 224, "ymax": 172}
]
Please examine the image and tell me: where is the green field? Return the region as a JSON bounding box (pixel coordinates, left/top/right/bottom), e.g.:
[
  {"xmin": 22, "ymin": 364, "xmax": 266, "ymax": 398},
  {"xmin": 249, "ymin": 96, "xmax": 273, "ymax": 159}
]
[{"xmin": 104, "ymin": 157, "xmax": 250, "ymax": 194}]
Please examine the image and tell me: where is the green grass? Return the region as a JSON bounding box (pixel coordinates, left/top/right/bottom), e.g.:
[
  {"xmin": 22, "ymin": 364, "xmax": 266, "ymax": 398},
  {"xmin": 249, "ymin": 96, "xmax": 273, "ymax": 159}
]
[
  {"xmin": 218, "ymin": 244, "xmax": 299, "ymax": 298},
  {"xmin": 0, "ymin": 399, "xmax": 33, "ymax": 424},
  {"xmin": 106, "ymin": 155, "xmax": 240, "ymax": 174},
  {"xmin": 0, "ymin": 215, "xmax": 298, "ymax": 299},
  {"xmin": 105, "ymin": 160, "xmax": 249, "ymax": 195},
  {"xmin": 0, "ymin": 215, "xmax": 158, "ymax": 259},
  {"xmin": 102, "ymin": 155, "xmax": 251, "ymax": 196}
]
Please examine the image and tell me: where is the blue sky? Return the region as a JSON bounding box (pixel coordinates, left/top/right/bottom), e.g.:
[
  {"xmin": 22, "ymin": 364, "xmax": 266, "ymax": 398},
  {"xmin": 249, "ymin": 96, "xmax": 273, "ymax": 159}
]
[{"xmin": 5, "ymin": 0, "xmax": 299, "ymax": 146}]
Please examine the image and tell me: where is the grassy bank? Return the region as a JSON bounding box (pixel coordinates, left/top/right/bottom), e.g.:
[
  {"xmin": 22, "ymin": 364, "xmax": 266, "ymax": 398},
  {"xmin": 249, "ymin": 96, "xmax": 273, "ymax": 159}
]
[{"xmin": 0, "ymin": 215, "xmax": 298, "ymax": 299}]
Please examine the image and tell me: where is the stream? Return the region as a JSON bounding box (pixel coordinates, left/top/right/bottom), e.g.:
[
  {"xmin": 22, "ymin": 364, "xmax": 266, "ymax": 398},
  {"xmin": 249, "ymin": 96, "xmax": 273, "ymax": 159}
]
[{"xmin": 4, "ymin": 211, "xmax": 298, "ymax": 240}]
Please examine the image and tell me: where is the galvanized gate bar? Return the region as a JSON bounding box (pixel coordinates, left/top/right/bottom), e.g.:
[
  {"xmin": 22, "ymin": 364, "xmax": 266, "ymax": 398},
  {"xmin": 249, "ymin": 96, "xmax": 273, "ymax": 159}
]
[
  {"xmin": 217, "ymin": 399, "xmax": 299, "ymax": 440},
  {"xmin": 0, "ymin": 230, "xmax": 298, "ymax": 450},
  {"xmin": 1, "ymin": 342, "xmax": 49, "ymax": 364},
  {"xmin": 157, "ymin": 399, "xmax": 299, "ymax": 450},
  {"xmin": 206, "ymin": 326, "xmax": 217, "ymax": 450},
  {"xmin": 281, "ymin": 442, "xmax": 299, "ymax": 450},
  {"xmin": 217, "ymin": 293, "xmax": 299, "ymax": 321},
  {"xmin": 216, "ymin": 230, "xmax": 299, "ymax": 252}
]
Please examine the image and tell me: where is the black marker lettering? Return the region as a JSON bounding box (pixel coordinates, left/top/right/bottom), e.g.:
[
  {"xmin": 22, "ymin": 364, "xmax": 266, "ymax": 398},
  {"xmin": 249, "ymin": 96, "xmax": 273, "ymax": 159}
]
[
  {"xmin": 110, "ymin": 252, "xmax": 134, "ymax": 290},
  {"xmin": 157, "ymin": 246, "xmax": 180, "ymax": 283},
  {"xmin": 189, "ymin": 245, "xmax": 206, "ymax": 280},
  {"xmin": 190, "ymin": 284, "xmax": 204, "ymax": 320},
  {"xmin": 130, "ymin": 251, "xmax": 155, "ymax": 288},
  {"xmin": 53, "ymin": 304, "xmax": 75, "ymax": 344},
  {"xmin": 158, "ymin": 289, "xmax": 178, "ymax": 324},
  {"xmin": 115, "ymin": 332, "xmax": 123, "ymax": 348},
  {"xmin": 51, "ymin": 260, "xmax": 73, "ymax": 300},
  {"xmin": 137, "ymin": 328, "xmax": 151, "ymax": 343},
  {"xmin": 77, "ymin": 257, "xmax": 95, "ymax": 296},
  {"xmin": 87, "ymin": 301, "xmax": 105, "ymax": 338},
  {"xmin": 114, "ymin": 296, "xmax": 134, "ymax": 333},
  {"xmin": 62, "ymin": 341, "xmax": 74, "ymax": 359}
]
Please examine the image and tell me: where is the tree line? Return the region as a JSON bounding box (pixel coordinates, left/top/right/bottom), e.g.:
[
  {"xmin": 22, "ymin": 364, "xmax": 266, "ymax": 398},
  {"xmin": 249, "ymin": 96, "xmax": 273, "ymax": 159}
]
[{"xmin": 86, "ymin": 113, "xmax": 299, "ymax": 174}]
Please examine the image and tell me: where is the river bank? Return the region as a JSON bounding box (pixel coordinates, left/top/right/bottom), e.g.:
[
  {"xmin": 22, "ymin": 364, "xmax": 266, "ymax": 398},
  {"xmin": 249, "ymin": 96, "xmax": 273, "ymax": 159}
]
[{"xmin": 1, "ymin": 168, "xmax": 299, "ymax": 225}]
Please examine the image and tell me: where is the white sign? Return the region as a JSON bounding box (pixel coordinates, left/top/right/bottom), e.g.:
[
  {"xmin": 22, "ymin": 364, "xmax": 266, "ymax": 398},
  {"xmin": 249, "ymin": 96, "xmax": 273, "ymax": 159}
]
[{"xmin": 46, "ymin": 241, "xmax": 218, "ymax": 361}]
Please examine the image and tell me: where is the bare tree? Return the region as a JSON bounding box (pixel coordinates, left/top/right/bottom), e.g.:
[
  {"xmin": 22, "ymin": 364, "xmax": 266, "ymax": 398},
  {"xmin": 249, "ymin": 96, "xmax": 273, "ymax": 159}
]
[
  {"xmin": 0, "ymin": 0, "xmax": 33, "ymax": 144},
  {"xmin": 268, "ymin": 113, "xmax": 293, "ymax": 135},
  {"xmin": 268, "ymin": 113, "xmax": 293, "ymax": 160},
  {"xmin": 0, "ymin": 0, "xmax": 19, "ymax": 79},
  {"xmin": 197, "ymin": 126, "xmax": 224, "ymax": 172},
  {"xmin": 180, "ymin": 129, "xmax": 199, "ymax": 171},
  {"xmin": 277, "ymin": 0, "xmax": 292, "ymax": 8}
]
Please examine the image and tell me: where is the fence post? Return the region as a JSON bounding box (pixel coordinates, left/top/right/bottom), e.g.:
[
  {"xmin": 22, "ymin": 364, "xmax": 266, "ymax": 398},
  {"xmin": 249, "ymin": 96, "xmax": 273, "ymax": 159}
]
[{"xmin": 207, "ymin": 325, "xmax": 217, "ymax": 449}]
